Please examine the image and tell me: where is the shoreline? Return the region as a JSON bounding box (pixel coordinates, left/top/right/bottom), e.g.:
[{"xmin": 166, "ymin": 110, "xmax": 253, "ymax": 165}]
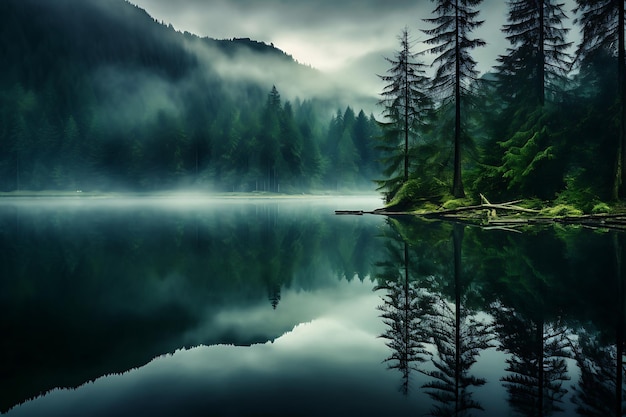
[
  {"xmin": 346, "ymin": 204, "xmax": 626, "ymax": 232},
  {"xmin": 0, "ymin": 190, "xmax": 382, "ymax": 200}
]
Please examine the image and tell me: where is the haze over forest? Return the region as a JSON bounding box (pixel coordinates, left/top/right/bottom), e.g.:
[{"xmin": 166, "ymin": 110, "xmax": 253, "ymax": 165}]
[
  {"xmin": 0, "ymin": 0, "xmax": 381, "ymax": 193},
  {"xmin": 0, "ymin": 0, "xmax": 624, "ymax": 208}
]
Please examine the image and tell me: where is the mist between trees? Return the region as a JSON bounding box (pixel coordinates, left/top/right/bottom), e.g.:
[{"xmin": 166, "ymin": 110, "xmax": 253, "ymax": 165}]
[{"xmin": 0, "ymin": 0, "xmax": 380, "ymax": 193}]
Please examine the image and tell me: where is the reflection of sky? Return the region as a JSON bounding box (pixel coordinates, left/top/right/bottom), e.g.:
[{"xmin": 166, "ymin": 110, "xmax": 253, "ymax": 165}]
[
  {"xmin": 5, "ymin": 279, "xmax": 428, "ymax": 417},
  {"xmin": 1, "ymin": 197, "xmax": 587, "ymax": 416},
  {"xmin": 185, "ymin": 271, "xmax": 383, "ymax": 346}
]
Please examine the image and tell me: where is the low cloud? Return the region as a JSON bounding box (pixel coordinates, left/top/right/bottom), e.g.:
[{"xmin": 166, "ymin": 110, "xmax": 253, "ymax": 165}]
[{"xmin": 93, "ymin": 66, "xmax": 185, "ymax": 131}]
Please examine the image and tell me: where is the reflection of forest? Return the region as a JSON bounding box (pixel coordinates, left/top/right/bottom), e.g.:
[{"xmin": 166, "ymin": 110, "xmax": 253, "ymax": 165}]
[
  {"xmin": 4, "ymin": 204, "xmax": 626, "ymax": 415},
  {"xmin": 0, "ymin": 202, "xmax": 385, "ymax": 413},
  {"xmin": 375, "ymin": 221, "xmax": 492, "ymax": 415},
  {"xmin": 375, "ymin": 217, "xmax": 626, "ymax": 416}
]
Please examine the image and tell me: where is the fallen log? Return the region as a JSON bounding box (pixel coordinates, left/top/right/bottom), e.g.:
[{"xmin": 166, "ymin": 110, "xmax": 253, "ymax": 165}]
[{"xmin": 335, "ymin": 210, "xmax": 364, "ymax": 215}]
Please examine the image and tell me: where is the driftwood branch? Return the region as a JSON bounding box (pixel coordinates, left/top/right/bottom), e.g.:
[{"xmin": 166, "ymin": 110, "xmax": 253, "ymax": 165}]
[{"xmin": 422, "ymin": 203, "xmax": 539, "ymax": 217}]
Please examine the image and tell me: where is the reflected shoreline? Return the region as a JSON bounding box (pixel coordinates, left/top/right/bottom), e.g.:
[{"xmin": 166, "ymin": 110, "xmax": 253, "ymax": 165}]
[{"xmin": 3, "ymin": 203, "xmax": 626, "ymax": 416}]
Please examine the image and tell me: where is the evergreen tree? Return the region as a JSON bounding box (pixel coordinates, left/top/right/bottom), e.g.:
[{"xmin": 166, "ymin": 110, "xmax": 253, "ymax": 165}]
[
  {"xmin": 258, "ymin": 86, "xmax": 284, "ymax": 192},
  {"xmin": 494, "ymin": 0, "xmax": 571, "ymax": 199},
  {"xmin": 378, "ymin": 27, "xmax": 433, "ymax": 201},
  {"xmin": 422, "ymin": 0, "xmax": 485, "ymax": 198},
  {"xmin": 279, "ymin": 101, "xmax": 304, "ymax": 186},
  {"xmin": 574, "ymin": 0, "xmax": 626, "ymax": 199},
  {"xmin": 498, "ymin": 0, "xmax": 571, "ymax": 108},
  {"xmin": 1, "ymin": 0, "xmax": 373, "ymax": 193}
]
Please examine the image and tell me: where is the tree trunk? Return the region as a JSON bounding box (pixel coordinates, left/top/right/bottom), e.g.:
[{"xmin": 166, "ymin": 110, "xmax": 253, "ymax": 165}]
[
  {"xmin": 452, "ymin": 0, "xmax": 465, "ymax": 198},
  {"xmin": 537, "ymin": 319, "xmax": 545, "ymax": 417},
  {"xmin": 453, "ymin": 224, "xmax": 463, "ymax": 412},
  {"xmin": 617, "ymin": 0, "xmax": 625, "ymax": 199},
  {"xmin": 538, "ymin": 0, "xmax": 545, "ymax": 107},
  {"xmin": 404, "ymin": 39, "xmax": 410, "ymax": 183},
  {"xmin": 614, "ymin": 233, "xmax": 625, "ymax": 417}
]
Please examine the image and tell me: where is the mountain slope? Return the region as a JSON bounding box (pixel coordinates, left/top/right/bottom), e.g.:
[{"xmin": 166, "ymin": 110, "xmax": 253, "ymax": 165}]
[{"xmin": 0, "ymin": 0, "xmax": 380, "ymax": 192}]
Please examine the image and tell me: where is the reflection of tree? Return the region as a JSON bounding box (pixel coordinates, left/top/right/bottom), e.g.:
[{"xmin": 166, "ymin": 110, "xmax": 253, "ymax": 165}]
[
  {"xmin": 485, "ymin": 230, "xmax": 572, "ymax": 417},
  {"xmin": 493, "ymin": 304, "xmax": 570, "ymax": 416},
  {"xmin": 375, "ymin": 230, "xmax": 434, "ymax": 394},
  {"xmin": 572, "ymin": 329, "xmax": 625, "ymax": 417},
  {"xmin": 422, "ymin": 224, "xmax": 493, "ymax": 416},
  {"xmin": 571, "ymin": 233, "xmax": 626, "ymax": 417},
  {"xmin": 267, "ymin": 283, "xmax": 281, "ymax": 309},
  {"xmin": 329, "ymin": 215, "xmax": 383, "ymax": 282},
  {"xmin": 424, "ymin": 300, "xmax": 492, "ymax": 416}
]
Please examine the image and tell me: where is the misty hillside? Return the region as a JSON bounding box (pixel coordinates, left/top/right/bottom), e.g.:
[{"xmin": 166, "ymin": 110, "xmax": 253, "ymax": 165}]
[{"xmin": 0, "ymin": 0, "xmax": 380, "ymax": 192}]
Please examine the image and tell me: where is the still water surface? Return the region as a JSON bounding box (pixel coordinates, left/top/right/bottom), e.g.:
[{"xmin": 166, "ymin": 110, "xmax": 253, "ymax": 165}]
[{"xmin": 0, "ymin": 196, "xmax": 624, "ymax": 416}]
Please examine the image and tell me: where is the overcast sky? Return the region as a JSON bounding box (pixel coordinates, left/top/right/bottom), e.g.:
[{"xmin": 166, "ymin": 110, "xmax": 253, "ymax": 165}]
[
  {"xmin": 128, "ymin": 0, "xmax": 578, "ymax": 107},
  {"xmin": 129, "ymin": 0, "xmax": 581, "ymax": 72}
]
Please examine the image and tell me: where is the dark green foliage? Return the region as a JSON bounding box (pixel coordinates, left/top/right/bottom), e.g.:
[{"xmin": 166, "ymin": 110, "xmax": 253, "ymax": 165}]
[
  {"xmin": 574, "ymin": 0, "xmax": 626, "ymax": 200},
  {"xmin": 473, "ymin": 1, "xmax": 572, "ymax": 201},
  {"xmin": 574, "ymin": 0, "xmax": 623, "ymax": 59},
  {"xmin": 321, "ymin": 107, "xmax": 380, "ymax": 190},
  {"xmin": 371, "ymin": 1, "xmax": 626, "ymax": 206},
  {"xmin": 498, "ymin": 107, "xmax": 559, "ymax": 198},
  {"xmin": 386, "ymin": 179, "xmax": 447, "ymax": 212}
]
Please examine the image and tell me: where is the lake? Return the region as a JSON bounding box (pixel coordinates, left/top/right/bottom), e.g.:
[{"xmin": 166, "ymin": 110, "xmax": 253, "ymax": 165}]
[{"xmin": 0, "ymin": 195, "xmax": 624, "ymax": 417}]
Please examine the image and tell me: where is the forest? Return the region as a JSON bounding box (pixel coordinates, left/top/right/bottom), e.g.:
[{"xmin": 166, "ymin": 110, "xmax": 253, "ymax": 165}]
[
  {"xmin": 0, "ymin": 0, "xmax": 380, "ymax": 192},
  {"xmin": 378, "ymin": 0, "xmax": 626, "ymax": 213},
  {"xmin": 2, "ymin": 0, "xmax": 626, "ymax": 210}
]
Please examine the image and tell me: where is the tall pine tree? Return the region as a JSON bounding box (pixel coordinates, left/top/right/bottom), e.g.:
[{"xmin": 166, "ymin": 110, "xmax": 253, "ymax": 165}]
[
  {"xmin": 378, "ymin": 27, "xmax": 432, "ymax": 202},
  {"xmin": 422, "ymin": 0, "xmax": 485, "ymax": 198},
  {"xmin": 574, "ymin": 0, "xmax": 626, "ymax": 200},
  {"xmin": 498, "ymin": 0, "xmax": 571, "ymax": 108}
]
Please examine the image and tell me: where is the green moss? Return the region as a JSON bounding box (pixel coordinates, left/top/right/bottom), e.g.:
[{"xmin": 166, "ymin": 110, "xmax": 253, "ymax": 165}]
[
  {"xmin": 412, "ymin": 202, "xmax": 440, "ymax": 213},
  {"xmin": 591, "ymin": 202, "xmax": 611, "ymax": 214},
  {"xmin": 385, "ymin": 179, "xmax": 447, "ymax": 212},
  {"xmin": 519, "ymin": 198, "xmax": 544, "ymax": 210},
  {"xmin": 442, "ymin": 198, "xmax": 473, "ymax": 210},
  {"xmin": 554, "ymin": 184, "xmax": 603, "ymax": 213},
  {"xmin": 540, "ymin": 204, "xmax": 583, "ymax": 217}
]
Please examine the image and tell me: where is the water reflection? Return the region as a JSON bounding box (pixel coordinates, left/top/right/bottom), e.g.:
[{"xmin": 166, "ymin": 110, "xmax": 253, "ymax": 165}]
[
  {"xmin": 374, "ymin": 228, "xmax": 434, "ymax": 394},
  {"xmin": 375, "ymin": 220, "xmax": 494, "ymax": 415},
  {"xmin": 570, "ymin": 234, "xmax": 626, "ymax": 417},
  {"xmin": 4, "ymin": 198, "xmax": 626, "ymax": 416},
  {"xmin": 374, "ymin": 216, "xmax": 626, "ymax": 416},
  {"xmin": 0, "ymin": 197, "xmax": 389, "ymax": 415}
]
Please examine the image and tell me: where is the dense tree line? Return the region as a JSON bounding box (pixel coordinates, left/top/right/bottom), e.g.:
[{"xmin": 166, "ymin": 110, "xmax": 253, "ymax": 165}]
[
  {"xmin": 0, "ymin": 0, "xmax": 380, "ymax": 192},
  {"xmin": 379, "ymin": 1, "xmax": 626, "ymax": 210}
]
